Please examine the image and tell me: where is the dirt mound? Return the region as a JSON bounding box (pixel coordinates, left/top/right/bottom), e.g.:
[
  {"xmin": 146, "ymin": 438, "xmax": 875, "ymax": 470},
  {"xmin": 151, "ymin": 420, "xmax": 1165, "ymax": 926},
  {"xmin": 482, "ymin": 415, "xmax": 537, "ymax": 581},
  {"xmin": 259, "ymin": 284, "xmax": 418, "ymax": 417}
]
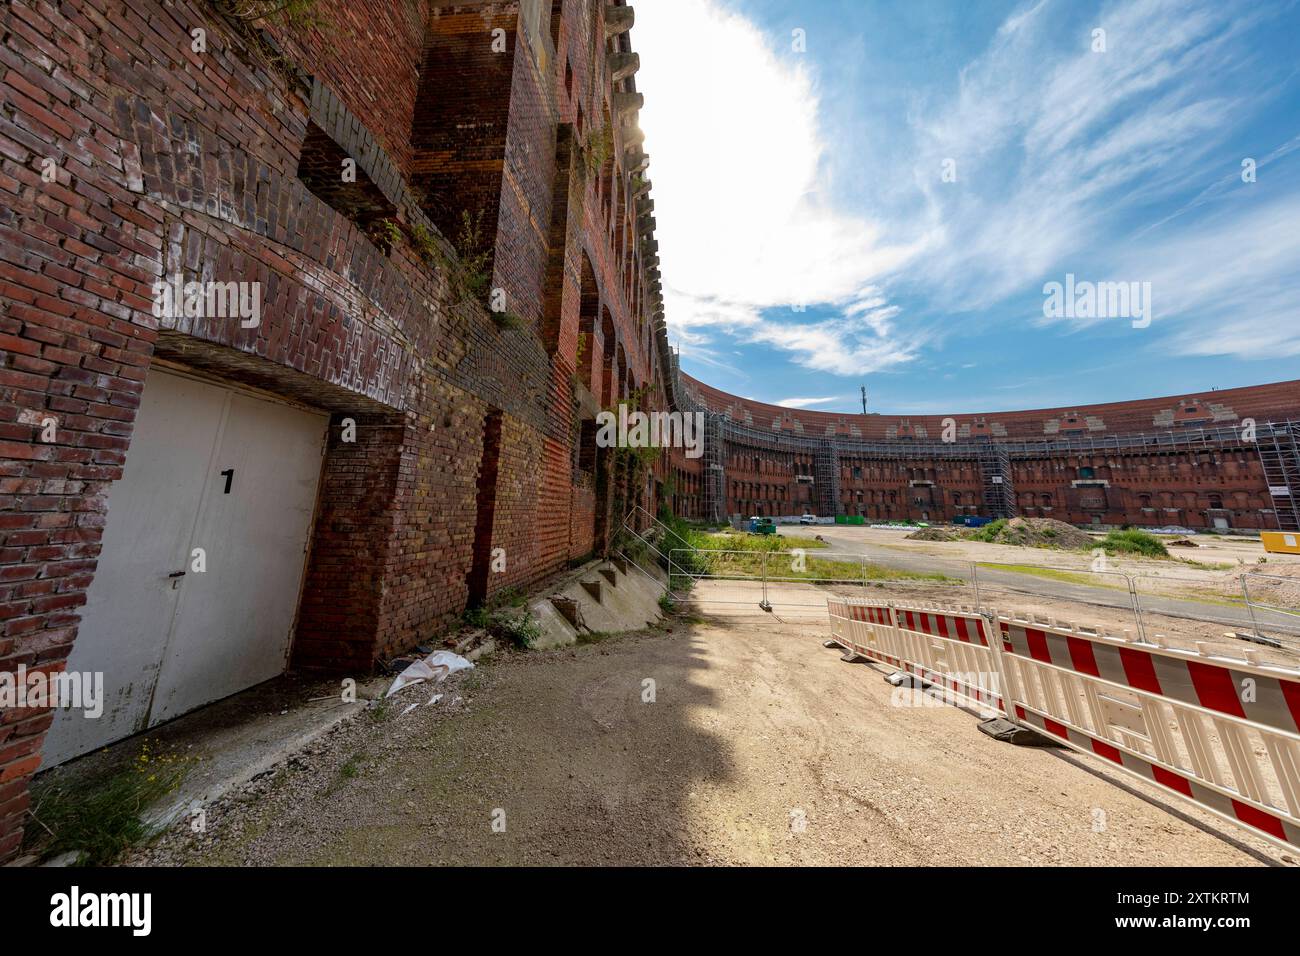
[
  {"xmin": 905, "ymin": 518, "xmax": 1095, "ymax": 550},
  {"xmin": 977, "ymin": 517, "xmax": 1096, "ymax": 550},
  {"xmin": 905, "ymin": 527, "xmax": 962, "ymax": 542}
]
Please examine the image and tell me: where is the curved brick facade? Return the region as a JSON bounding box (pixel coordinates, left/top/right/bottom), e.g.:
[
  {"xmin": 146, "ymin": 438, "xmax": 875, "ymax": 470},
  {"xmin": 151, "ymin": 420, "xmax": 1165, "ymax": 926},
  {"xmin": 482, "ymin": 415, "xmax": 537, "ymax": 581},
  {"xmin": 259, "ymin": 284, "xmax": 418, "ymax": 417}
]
[
  {"xmin": 683, "ymin": 374, "xmax": 1300, "ymax": 441},
  {"xmin": 670, "ymin": 374, "xmax": 1300, "ymax": 530}
]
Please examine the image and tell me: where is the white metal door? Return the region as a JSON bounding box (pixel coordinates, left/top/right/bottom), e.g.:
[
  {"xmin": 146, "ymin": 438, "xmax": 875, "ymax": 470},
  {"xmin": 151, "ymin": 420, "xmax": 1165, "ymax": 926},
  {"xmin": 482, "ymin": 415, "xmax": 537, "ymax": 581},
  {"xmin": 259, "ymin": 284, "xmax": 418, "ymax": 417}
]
[
  {"xmin": 42, "ymin": 372, "xmax": 226, "ymax": 764},
  {"xmin": 42, "ymin": 369, "xmax": 327, "ymax": 765},
  {"xmin": 147, "ymin": 389, "xmax": 328, "ymax": 723}
]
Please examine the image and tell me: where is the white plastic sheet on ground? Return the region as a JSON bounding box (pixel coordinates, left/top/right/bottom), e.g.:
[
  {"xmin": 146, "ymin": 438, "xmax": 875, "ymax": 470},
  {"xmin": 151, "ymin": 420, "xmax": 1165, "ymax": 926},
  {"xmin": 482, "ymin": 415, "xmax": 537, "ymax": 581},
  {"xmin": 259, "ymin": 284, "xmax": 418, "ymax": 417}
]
[{"xmin": 385, "ymin": 650, "xmax": 474, "ymax": 698}]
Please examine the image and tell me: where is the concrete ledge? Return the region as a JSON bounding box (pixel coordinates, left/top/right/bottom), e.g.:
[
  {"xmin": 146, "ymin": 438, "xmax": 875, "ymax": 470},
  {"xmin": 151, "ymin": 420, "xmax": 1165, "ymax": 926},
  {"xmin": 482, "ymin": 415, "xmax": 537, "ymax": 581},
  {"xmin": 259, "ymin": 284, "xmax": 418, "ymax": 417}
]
[{"xmin": 527, "ymin": 558, "xmax": 666, "ymax": 648}]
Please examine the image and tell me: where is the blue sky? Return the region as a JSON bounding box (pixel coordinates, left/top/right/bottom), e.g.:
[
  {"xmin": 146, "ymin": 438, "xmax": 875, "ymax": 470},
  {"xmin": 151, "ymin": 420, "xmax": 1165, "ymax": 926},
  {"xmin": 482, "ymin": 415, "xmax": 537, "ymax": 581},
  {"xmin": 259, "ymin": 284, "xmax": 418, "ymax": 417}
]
[{"xmin": 634, "ymin": 0, "xmax": 1300, "ymax": 415}]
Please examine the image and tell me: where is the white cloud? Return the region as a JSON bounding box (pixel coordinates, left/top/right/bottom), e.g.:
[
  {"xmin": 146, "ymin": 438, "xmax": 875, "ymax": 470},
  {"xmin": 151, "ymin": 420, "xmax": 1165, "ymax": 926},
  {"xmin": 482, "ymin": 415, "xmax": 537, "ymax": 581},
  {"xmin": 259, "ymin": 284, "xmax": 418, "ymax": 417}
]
[
  {"xmin": 635, "ymin": 0, "xmax": 923, "ymax": 375},
  {"xmin": 637, "ymin": 0, "xmax": 1300, "ymax": 379},
  {"xmin": 907, "ymin": 0, "xmax": 1261, "ymax": 311},
  {"xmin": 775, "ymin": 396, "xmax": 841, "ymax": 409},
  {"xmin": 1137, "ymin": 192, "xmax": 1300, "ymax": 358}
]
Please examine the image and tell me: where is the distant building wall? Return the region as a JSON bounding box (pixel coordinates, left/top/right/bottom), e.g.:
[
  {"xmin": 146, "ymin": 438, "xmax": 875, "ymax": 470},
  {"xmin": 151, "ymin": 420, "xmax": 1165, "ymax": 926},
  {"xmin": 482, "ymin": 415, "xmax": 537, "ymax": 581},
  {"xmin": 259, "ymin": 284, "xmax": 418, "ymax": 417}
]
[{"xmin": 675, "ymin": 375, "xmax": 1300, "ymax": 529}]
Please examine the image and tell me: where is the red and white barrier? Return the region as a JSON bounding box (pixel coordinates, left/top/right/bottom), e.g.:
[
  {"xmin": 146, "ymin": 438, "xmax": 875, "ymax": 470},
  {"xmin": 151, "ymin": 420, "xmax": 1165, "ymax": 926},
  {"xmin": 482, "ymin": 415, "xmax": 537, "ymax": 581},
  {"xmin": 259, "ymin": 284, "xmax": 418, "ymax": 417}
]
[
  {"xmin": 996, "ymin": 612, "xmax": 1300, "ymax": 853},
  {"xmin": 829, "ymin": 598, "xmax": 1005, "ymax": 714},
  {"xmin": 826, "ymin": 597, "xmax": 1300, "ymax": 853}
]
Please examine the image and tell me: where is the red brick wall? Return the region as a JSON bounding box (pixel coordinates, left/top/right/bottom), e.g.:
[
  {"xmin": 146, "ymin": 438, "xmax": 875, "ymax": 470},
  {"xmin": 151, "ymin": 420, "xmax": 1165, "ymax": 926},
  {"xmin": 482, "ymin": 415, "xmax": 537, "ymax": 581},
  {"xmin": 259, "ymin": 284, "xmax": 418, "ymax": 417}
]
[
  {"xmin": 1, "ymin": 0, "xmax": 166, "ymax": 862},
  {"xmin": 0, "ymin": 0, "xmax": 666, "ymax": 861}
]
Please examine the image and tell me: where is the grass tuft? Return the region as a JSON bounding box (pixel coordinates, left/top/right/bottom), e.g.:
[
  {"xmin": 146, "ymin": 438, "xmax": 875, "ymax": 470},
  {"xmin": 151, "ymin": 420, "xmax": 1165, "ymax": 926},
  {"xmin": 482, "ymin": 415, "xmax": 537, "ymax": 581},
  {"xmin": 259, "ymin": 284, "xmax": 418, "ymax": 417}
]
[
  {"xmin": 1093, "ymin": 528, "xmax": 1170, "ymax": 559},
  {"xmin": 25, "ymin": 739, "xmax": 191, "ymax": 865}
]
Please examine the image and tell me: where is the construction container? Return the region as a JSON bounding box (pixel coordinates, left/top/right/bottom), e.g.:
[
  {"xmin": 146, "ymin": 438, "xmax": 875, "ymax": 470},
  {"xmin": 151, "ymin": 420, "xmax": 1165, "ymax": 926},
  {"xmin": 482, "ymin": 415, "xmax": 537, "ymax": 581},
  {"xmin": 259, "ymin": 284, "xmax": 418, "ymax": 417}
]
[{"xmin": 1261, "ymin": 531, "xmax": 1300, "ymax": 554}]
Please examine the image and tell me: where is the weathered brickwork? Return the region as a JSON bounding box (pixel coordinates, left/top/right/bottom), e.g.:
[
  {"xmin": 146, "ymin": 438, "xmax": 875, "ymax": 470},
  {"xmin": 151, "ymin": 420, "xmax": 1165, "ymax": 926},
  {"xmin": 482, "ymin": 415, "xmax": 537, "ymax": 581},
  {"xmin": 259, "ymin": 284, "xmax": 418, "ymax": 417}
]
[{"xmin": 0, "ymin": 0, "xmax": 669, "ymax": 861}]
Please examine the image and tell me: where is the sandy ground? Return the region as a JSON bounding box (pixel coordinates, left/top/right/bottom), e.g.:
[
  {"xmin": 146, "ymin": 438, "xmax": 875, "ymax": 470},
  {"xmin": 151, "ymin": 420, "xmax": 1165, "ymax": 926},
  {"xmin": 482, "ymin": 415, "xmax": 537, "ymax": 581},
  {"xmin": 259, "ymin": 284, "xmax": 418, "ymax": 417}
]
[
  {"xmin": 815, "ymin": 524, "xmax": 1295, "ymax": 568},
  {"xmin": 808, "ymin": 525, "xmax": 1300, "ymax": 600},
  {"xmin": 127, "ymin": 613, "xmax": 1292, "ymax": 867},
  {"xmin": 781, "ymin": 526, "xmax": 1300, "ymax": 663}
]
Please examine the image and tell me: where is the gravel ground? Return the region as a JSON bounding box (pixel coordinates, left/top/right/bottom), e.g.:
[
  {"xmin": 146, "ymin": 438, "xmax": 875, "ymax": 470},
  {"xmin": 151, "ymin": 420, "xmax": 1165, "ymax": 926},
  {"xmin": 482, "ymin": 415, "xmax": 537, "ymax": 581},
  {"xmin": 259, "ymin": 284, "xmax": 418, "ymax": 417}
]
[{"xmin": 126, "ymin": 613, "xmax": 1293, "ymax": 867}]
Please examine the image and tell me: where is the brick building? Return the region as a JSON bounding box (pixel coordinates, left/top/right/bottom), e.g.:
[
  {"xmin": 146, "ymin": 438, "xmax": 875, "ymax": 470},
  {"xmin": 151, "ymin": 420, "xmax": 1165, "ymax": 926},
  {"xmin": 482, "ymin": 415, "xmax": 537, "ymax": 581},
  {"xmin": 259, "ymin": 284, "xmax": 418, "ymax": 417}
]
[
  {"xmin": 672, "ymin": 374, "xmax": 1300, "ymax": 531},
  {"xmin": 2, "ymin": 0, "xmax": 1298, "ymax": 867},
  {"xmin": 0, "ymin": 0, "xmax": 671, "ymax": 861}
]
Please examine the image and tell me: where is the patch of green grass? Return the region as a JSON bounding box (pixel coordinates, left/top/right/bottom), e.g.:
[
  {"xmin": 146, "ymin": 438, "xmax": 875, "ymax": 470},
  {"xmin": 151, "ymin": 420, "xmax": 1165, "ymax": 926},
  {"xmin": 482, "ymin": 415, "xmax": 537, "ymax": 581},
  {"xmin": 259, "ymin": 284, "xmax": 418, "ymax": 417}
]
[
  {"xmin": 978, "ymin": 562, "xmax": 1250, "ymax": 608},
  {"xmin": 461, "ymin": 587, "xmax": 530, "ymax": 636},
  {"xmin": 673, "ymin": 549, "xmax": 956, "ymax": 587},
  {"xmin": 369, "ymin": 217, "xmax": 403, "ymax": 254},
  {"xmin": 977, "ymin": 562, "xmax": 1128, "ymax": 589},
  {"xmin": 1093, "ymin": 528, "xmax": 1170, "ymax": 559},
  {"xmin": 685, "ymin": 530, "xmax": 828, "ymax": 553},
  {"xmin": 216, "ymin": 0, "xmax": 328, "ymax": 28},
  {"xmin": 453, "ymin": 210, "xmax": 493, "ymax": 301},
  {"xmin": 1165, "ymin": 590, "xmax": 1249, "ymax": 609},
  {"xmin": 968, "ymin": 519, "xmax": 1009, "ymax": 543},
  {"xmin": 862, "ymin": 563, "xmax": 958, "ymax": 583},
  {"xmin": 489, "ymin": 587, "xmax": 527, "ymax": 609},
  {"xmin": 25, "ymin": 740, "xmax": 191, "ymax": 866},
  {"xmin": 1177, "ymin": 558, "xmax": 1236, "ymax": 570},
  {"xmin": 656, "ymin": 512, "xmax": 710, "ymax": 577},
  {"xmin": 322, "ymin": 751, "xmax": 364, "ymax": 799},
  {"xmin": 490, "ymin": 309, "xmax": 525, "ymax": 330}
]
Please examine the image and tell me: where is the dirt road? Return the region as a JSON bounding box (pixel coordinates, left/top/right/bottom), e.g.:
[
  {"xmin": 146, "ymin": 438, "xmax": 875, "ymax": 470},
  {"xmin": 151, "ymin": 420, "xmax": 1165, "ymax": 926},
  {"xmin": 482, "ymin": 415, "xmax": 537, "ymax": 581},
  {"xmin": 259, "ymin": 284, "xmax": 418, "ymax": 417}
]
[{"xmin": 131, "ymin": 614, "xmax": 1290, "ymax": 867}]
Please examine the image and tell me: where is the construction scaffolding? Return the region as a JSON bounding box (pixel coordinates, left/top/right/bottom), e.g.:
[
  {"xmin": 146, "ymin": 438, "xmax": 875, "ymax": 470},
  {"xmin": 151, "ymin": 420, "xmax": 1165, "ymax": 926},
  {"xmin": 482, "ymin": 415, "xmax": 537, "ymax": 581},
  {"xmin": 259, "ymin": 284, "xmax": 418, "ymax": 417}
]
[
  {"xmin": 979, "ymin": 442, "xmax": 1017, "ymax": 519},
  {"xmin": 814, "ymin": 440, "xmax": 841, "ymax": 517},
  {"xmin": 1258, "ymin": 421, "xmax": 1300, "ymax": 531},
  {"xmin": 702, "ymin": 412, "xmax": 726, "ymax": 525}
]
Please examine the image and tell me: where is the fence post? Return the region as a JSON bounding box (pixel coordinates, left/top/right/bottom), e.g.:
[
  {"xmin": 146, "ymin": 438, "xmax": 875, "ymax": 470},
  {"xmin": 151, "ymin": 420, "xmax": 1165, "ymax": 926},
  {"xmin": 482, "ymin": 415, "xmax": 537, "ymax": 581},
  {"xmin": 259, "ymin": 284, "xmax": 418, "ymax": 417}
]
[
  {"xmin": 982, "ymin": 608, "xmax": 1018, "ymax": 722},
  {"xmin": 1126, "ymin": 574, "xmax": 1147, "ymax": 644},
  {"xmin": 1242, "ymin": 574, "xmax": 1263, "ymax": 641},
  {"xmin": 971, "ymin": 562, "xmax": 981, "ymax": 608},
  {"xmin": 668, "ymin": 549, "xmax": 676, "ymax": 598},
  {"xmin": 760, "ymin": 550, "xmax": 771, "ymax": 611}
]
